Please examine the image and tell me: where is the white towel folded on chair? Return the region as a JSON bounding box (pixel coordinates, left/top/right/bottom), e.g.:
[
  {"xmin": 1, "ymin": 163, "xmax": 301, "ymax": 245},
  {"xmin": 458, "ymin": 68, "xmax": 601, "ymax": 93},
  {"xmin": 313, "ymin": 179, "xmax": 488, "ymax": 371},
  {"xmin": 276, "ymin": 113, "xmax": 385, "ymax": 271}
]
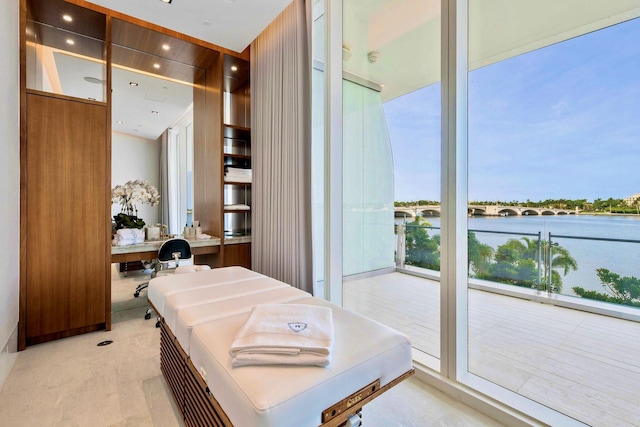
[{"xmin": 230, "ymin": 304, "xmax": 334, "ymax": 368}]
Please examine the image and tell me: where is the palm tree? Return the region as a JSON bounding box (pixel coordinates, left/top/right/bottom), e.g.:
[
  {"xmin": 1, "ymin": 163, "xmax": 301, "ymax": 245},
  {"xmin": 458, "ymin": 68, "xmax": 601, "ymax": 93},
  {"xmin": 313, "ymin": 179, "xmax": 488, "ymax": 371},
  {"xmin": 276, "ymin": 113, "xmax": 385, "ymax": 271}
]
[
  {"xmin": 404, "ymin": 217, "xmax": 440, "ymax": 271},
  {"xmin": 479, "ymin": 237, "xmax": 577, "ymax": 292},
  {"xmin": 468, "ymin": 231, "xmax": 493, "ymax": 277},
  {"xmin": 520, "ymin": 236, "xmax": 577, "ymax": 292},
  {"xmin": 545, "ymin": 242, "xmax": 578, "ymax": 292}
]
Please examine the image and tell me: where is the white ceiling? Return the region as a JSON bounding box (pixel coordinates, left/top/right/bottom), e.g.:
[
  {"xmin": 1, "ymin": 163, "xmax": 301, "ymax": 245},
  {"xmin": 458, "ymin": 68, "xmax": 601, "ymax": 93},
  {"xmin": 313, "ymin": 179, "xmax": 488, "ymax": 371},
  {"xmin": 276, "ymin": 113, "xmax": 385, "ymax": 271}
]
[
  {"xmin": 53, "ymin": 50, "xmax": 193, "ymax": 140},
  {"xmin": 341, "ymin": 0, "xmax": 640, "ymax": 102},
  {"xmin": 86, "ymin": 0, "xmax": 293, "ymax": 53}
]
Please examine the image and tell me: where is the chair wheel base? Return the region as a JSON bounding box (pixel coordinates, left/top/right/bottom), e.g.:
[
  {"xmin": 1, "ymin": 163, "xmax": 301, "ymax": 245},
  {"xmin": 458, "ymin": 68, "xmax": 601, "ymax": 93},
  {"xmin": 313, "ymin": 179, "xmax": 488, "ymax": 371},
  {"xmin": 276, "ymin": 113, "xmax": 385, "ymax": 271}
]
[
  {"xmin": 144, "ymin": 313, "xmax": 152, "ymax": 320},
  {"xmin": 134, "ymin": 292, "xmax": 140, "ymax": 298},
  {"xmin": 155, "ymin": 321, "xmax": 161, "ymax": 328}
]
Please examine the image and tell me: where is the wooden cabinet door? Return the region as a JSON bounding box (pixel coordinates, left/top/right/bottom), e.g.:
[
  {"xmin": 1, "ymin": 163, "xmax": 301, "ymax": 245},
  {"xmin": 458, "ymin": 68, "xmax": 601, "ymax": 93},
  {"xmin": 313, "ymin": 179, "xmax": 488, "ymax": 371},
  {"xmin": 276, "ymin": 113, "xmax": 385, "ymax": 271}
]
[
  {"xmin": 223, "ymin": 243, "xmax": 251, "ymax": 269},
  {"xmin": 25, "ymin": 93, "xmax": 109, "ymax": 343}
]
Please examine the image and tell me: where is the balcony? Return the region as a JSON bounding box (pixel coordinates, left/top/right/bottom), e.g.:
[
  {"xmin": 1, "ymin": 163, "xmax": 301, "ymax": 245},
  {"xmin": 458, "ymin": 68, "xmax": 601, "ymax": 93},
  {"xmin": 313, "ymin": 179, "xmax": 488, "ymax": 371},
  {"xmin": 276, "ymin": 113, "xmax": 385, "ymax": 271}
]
[{"xmin": 344, "ymin": 271, "xmax": 640, "ymax": 426}]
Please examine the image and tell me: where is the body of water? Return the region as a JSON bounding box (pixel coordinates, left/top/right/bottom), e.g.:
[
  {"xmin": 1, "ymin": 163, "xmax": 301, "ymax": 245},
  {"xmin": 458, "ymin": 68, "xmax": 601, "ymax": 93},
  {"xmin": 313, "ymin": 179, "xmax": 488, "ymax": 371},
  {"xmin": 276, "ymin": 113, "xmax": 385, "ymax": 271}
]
[{"xmin": 399, "ymin": 214, "xmax": 640, "ymax": 296}]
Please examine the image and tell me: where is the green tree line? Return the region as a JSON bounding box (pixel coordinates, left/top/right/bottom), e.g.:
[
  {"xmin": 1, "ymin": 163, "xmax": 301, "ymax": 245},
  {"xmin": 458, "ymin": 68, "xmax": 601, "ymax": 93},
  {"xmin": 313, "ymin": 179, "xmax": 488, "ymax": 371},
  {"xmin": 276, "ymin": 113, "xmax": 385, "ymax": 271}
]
[
  {"xmin": 395, "ymin": 197, "xmax": 640, "ymax": 213},
  {"xmin": 399, "ymin": 218, "xmax": 640, "ymax": 307}
]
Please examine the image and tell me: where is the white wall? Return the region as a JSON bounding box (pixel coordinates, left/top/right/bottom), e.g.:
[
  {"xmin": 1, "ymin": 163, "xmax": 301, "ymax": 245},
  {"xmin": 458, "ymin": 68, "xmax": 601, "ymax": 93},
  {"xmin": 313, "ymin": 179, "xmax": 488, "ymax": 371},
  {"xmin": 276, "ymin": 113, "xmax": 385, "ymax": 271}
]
[
  {"xmin": 343, "ymin": 80, "xmax": 395, "ymax": 276},
  {"xmin": 111, "ymin": 131, "xmax": 162, "ymax": 227},
  {"xmin": 0, "ymin": 0, "xmax": 21, "ymax": 389}
]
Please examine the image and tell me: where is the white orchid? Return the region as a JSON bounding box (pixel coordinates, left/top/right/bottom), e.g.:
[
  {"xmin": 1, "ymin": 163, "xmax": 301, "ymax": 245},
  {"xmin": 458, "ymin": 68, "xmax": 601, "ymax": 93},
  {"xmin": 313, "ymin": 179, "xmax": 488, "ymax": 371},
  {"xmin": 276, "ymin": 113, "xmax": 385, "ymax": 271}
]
[{"xmin": 111, "ymin": 180, "xmax": 160, "ymax": 216}]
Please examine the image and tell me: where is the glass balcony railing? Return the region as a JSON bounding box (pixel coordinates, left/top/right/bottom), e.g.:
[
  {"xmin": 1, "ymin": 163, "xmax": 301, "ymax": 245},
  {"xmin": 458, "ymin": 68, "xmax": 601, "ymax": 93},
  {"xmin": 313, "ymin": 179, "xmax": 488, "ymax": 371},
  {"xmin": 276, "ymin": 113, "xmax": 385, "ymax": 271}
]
[{"xmin": 395, "ymin": 223, "xmax": 640, "ymax": 313}]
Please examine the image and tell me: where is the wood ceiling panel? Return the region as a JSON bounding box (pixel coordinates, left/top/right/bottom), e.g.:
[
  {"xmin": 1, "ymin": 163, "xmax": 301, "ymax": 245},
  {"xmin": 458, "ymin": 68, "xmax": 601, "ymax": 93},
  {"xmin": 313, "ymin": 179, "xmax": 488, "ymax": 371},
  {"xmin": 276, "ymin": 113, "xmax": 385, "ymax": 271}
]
[
  {"xmin": 28, "ymin": 0, "xmax": 106, "ymax": 40},
  {"xmin": 112, "ymin": 18, "xmax": 218, "ymax": 71},
  {"xmin": 223, "ymin": 55, "xmax": 250, "ymax": 93},
  {"xmin": 111, "ymin": 45, "xmax": 201, "ymax": 84}
]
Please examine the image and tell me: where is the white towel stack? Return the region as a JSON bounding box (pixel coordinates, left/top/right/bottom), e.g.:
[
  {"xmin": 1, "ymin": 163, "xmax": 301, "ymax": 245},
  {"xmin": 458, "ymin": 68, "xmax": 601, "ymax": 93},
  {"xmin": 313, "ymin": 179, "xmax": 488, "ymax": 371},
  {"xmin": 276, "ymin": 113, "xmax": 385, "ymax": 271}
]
[
  {"xmin": 225, "ymin": 167, "xmax": 252, "ymax": 183},
  {"xmin": 230, "ymin": 304, "xmax": 334, "ymax": 368},
  {"xmin": 224, "ymin": 204, "xmax": 251, "ymax": 211},
  {"xmin": 112, "ymin": 228, "xmax": 145, "ymax": 246}
]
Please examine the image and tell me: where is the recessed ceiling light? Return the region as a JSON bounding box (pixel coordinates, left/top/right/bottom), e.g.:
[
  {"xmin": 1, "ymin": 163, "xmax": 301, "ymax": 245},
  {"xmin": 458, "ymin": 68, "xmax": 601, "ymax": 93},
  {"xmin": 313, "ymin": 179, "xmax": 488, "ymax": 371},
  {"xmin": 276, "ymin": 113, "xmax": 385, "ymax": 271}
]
[
  {"xmin": 151, "ymin": 111, "xmax": 159, "ymax": 115},
  {"xmin": 129, "ymin": 82, "xmax": 139, "ymax": 86},
  {"xmin": 63, "ymin": 14, "xmax": 72, "ymax": 22},
  {"xmin": 231, "ymin": 65, "xmax": 238, "ymax": 72},
  {"xmin": 162, "ymin": 44, "xmax": 170, "ymax": 51},
  {"xmin": 117, "ymin": 121, "xmax": 123, "ymax": 124},
  {"xmin": 160, "ymin": 0, "xmax": 172, "ymax": 3},
  {"xmin": 153, "ymin": 63, "xmax": 160, "ymax": 69},
  {"xmin": 66, "ymin": 39, "xmax": 75, "ymax": 45}
]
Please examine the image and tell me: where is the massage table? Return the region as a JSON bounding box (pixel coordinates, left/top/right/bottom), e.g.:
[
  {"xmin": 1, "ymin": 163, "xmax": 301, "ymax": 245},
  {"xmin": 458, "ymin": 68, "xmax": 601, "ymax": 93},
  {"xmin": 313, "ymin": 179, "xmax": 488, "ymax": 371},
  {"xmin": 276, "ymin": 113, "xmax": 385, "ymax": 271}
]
[{"xmin": 148, "ymin": 266, "xmax": 414, "ymax": 427}]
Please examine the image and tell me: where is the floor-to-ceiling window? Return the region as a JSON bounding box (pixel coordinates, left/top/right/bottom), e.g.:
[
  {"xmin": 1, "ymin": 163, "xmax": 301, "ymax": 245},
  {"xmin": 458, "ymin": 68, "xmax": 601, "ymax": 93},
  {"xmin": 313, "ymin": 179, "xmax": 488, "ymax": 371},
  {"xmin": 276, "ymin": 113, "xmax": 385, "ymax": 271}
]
[
  {"xmin": 467, "ymin": 2, "xmax": 640, "ymax": 425},
  {"xmin": 340, "ymin": 0, "xmax": 443, "ymax": 368},
  {"xmin": 318, "ymin": 1, "xmax": 640, "ymax": 425}
]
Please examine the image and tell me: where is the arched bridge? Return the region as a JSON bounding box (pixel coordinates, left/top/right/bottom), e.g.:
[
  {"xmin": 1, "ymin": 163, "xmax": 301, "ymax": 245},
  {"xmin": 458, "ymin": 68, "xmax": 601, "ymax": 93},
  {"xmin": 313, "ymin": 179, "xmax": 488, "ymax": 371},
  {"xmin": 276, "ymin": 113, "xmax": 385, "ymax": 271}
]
[{"xmin": 394, "ymin": 205, "xmax": 577, "ymax": 218}]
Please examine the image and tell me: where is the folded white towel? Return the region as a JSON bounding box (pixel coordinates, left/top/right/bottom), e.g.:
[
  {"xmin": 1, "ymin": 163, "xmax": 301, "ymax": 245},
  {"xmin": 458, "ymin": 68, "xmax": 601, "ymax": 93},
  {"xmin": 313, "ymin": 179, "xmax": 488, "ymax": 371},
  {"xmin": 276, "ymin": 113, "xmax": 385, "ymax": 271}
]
[
  {"xmin": 116, "ymin": 228, "xmax": 145, "ymax": 240},
  {"xmin": 112, "ymin": 235, "xmax": 144, "ymax": 246},
  {"xmin": 224, "ymin": 175, "xmax": 251, "ymax": 183},
  {"xmin": 230, "ymin": 304, "xmax": 333, "ymax": 368},
  {"xmin": 224, "ymin": 204, "xmax": 251, "ymax": 211},
  {"xmin": 226, "ymin": 167, "xmax": 252, "ymax": 175}
]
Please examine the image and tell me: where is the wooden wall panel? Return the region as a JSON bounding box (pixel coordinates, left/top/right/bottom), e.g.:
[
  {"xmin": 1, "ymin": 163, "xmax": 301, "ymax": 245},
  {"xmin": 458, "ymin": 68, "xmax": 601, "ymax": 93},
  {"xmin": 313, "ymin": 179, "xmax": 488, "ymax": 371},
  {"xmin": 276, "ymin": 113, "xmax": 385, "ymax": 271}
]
[
  {"xmin": 223, "ymin": 243, "xmax": 251, "ymax": 269},
  {"xmin": 25, "ymin": 93, "xmax": 108, "ymax": 341},
  {"xmin": 193, "ymin": 56, "xmax": 224, "ymax": 268}
]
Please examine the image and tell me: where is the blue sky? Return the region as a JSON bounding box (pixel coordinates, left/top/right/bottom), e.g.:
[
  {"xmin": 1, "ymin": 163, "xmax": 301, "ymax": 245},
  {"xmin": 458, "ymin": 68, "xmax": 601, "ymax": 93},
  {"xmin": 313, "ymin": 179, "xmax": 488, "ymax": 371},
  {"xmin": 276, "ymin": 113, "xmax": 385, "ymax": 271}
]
[{"xmin": 385, "ymin": 18, "xmax": 640, "ymax": 203}]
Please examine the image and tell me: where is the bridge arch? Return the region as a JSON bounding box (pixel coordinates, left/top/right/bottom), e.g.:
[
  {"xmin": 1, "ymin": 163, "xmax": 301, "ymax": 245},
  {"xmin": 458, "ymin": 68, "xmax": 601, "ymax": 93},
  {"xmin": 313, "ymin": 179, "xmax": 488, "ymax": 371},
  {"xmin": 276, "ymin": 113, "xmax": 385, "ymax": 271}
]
[
  {"xmin": 540, "ymin": 210, "xmax": 555, "ymax": 215},
  {"xmin": 394, "ymin": 210, "xmax": 414, "ymax": 218},
  {"xmin": 469, "ymin": 207, "xmax": 486, "ymax": 216},
  {"xmin": 522, "ymin": 210, "xmax": 539, "ymax": 216},
  {"xmin": 420, "ymin": 209, "xmax": 440, "ymax": 217},
  {"xmin": 497, "ymin": 208, "xmax": 518, "ymax": 217}
]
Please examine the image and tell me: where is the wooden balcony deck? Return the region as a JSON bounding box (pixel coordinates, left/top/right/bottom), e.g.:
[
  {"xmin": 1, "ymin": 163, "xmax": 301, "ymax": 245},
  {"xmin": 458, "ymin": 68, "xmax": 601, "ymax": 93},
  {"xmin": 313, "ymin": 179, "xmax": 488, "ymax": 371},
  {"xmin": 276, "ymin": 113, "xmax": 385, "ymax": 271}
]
[{"xmin": 344, "ymin": 272, "xmax": 640, "ymax": 427}]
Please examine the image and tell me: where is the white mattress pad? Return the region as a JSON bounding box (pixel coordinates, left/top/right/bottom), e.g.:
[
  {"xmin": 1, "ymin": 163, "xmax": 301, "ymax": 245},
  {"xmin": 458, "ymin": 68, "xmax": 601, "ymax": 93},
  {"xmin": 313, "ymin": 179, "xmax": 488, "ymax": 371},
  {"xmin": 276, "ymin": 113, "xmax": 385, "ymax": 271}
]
[
  {"xmin": 148, "ymin": 266, "xmax": 264, "ymax": 317},
  {"xmin": 189, "ymin": 297, "xmax": 412, "ymax": 427},
  {"xmin": 174, "ymin": 286, "xmax": 311, "ymax": 354},
  {"xmin": 162, "ymin": 277, "xmax": 293, "ymax": 333}
]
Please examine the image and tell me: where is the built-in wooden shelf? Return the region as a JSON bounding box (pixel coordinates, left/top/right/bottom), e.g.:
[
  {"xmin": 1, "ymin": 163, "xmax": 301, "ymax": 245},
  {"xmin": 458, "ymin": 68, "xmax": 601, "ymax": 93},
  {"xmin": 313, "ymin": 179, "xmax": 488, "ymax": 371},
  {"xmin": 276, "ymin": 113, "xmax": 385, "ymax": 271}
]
[{"xmin": 223, "ymin": 153, "xmax": 251, "ymax": 160}]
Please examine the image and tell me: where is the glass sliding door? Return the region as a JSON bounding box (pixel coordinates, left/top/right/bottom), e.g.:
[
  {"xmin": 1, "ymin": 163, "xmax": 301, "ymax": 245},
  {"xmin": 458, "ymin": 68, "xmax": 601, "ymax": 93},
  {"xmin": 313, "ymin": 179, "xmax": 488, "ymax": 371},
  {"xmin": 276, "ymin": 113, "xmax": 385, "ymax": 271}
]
[
  {"xmin": 467, "ymin": 1, "xmax": 640, "ymax": 425},
  {"xmin": 341, "ymin": 0, "xmax": 442, "ymax": 366}
]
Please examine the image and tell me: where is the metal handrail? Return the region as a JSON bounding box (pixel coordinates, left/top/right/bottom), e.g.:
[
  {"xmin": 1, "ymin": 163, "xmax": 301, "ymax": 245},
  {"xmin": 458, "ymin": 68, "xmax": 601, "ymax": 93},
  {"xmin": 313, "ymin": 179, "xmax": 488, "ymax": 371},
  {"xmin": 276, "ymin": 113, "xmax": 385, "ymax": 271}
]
[{"xmin": 399, "ymin": 224, "xmax": 640, "ymax": 293}]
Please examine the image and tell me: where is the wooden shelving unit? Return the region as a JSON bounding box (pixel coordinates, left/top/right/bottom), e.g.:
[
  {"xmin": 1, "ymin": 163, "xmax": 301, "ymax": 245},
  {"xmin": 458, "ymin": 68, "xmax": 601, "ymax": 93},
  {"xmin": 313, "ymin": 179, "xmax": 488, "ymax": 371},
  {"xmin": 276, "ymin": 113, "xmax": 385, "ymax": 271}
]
[{"xmin": 222, "ymin": 54, "xmax": 252, "ymax": 268}]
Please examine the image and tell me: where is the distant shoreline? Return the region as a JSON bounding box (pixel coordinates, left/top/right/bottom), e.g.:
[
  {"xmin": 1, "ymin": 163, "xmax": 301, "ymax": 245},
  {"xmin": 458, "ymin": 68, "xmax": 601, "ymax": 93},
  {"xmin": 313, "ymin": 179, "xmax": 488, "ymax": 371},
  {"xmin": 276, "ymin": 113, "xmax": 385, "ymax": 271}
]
[{"xmin": 579, "ymin": 212, "xmax": 640, "ymax": 216}]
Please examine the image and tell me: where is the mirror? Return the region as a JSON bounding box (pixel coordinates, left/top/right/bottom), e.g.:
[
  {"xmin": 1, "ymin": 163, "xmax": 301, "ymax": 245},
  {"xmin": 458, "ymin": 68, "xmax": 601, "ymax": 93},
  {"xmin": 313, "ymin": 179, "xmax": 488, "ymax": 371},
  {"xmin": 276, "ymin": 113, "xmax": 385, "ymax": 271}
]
[
  {"xmin": 110, "ymin": 52, "xmax": 196, "ymax": 312},
  {"xmin": 110, "ymin": 19, "xmax": 217, "ymax": 311}
]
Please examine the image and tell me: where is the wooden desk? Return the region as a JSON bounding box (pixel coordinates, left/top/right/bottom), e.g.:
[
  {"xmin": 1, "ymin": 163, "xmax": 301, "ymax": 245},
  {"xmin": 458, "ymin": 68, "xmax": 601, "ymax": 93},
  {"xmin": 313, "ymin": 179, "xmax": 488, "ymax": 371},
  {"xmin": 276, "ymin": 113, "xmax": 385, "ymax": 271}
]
[{"xmin": 111, "ymin": 237, "xmax": 221, "ymax": 263}]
